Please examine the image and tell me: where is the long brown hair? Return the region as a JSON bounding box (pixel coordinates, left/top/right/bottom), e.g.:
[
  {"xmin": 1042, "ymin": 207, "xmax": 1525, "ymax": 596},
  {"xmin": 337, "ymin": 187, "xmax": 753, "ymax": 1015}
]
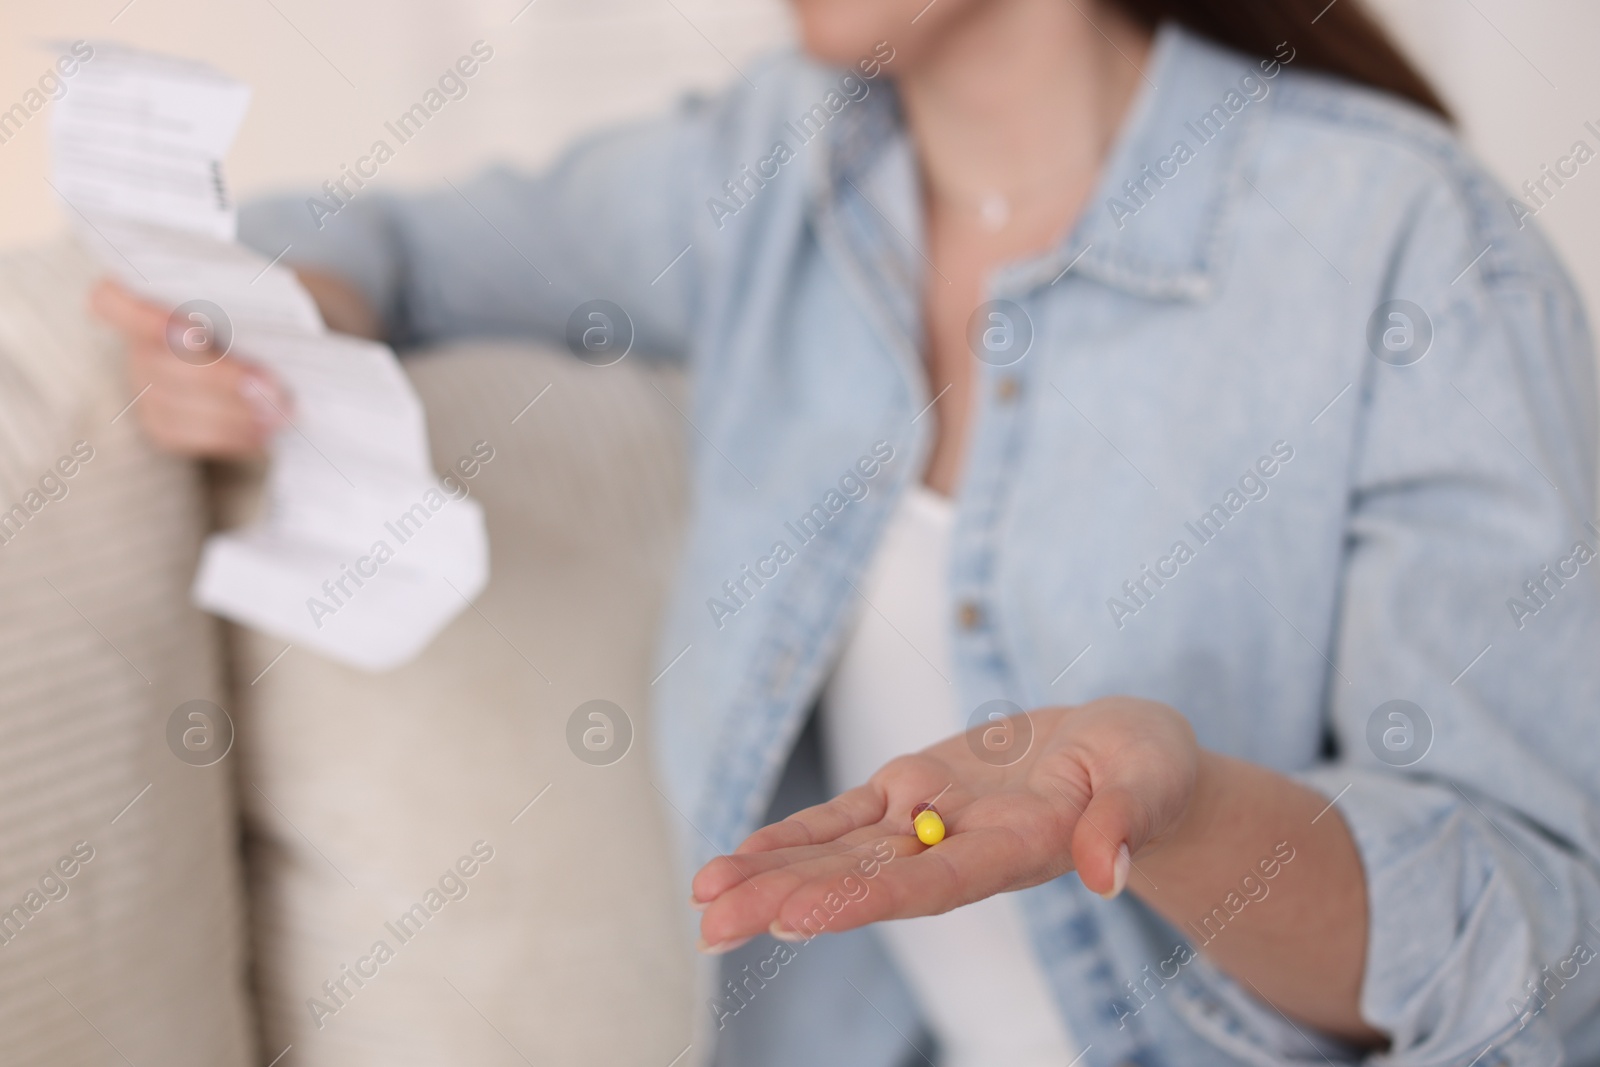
[{"xmin": 1111, "ymin": 0, "xmax": 1453, "ymax": 122}]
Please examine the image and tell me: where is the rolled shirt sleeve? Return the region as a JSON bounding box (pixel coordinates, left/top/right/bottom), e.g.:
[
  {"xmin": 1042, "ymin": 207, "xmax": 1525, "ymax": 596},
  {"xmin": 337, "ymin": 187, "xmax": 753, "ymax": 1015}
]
[
  {"xmin": 1312, "ymin": 175, "xmax": 1600, "ymax": 1062},
  {"xmin": 1169, "ymin": 163, "xmax": 1600, "ymax": 1063},
  {"xmin": 1296, "ymin": 175, "xmax": 1600, "ymax": 1063}
]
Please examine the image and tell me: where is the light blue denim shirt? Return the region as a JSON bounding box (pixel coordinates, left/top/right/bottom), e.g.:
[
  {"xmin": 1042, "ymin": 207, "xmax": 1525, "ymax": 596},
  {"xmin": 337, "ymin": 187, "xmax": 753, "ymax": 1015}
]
[{"xmin": 241, "ymin": 23, "xmax": 1600, "ymax": 1067}]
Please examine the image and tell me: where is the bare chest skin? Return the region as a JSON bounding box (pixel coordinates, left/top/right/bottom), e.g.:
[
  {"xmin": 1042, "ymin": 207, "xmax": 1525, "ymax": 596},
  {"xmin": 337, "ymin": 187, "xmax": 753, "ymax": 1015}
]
[{"xmin": 918, "ymin": 216, "xmax": 988, "ymax": 497}]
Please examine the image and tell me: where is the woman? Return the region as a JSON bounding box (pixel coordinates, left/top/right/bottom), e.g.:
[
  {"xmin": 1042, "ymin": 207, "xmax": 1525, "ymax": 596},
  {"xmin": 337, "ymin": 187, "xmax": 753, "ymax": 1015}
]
[{"xmin": 94, "ymin": 0, "xmax": 1600, "ymax": 1063}]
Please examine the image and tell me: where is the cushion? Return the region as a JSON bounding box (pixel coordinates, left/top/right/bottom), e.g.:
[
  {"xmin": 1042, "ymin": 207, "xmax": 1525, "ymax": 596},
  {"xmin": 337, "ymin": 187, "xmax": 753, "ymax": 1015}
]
[
  {"xmin": 222, "ymin": 341, "xmax": 698, "ymax": 1065},
  {"xmin": 0, "ymin": 238, "xmax": 256, "ymax": 1066}
]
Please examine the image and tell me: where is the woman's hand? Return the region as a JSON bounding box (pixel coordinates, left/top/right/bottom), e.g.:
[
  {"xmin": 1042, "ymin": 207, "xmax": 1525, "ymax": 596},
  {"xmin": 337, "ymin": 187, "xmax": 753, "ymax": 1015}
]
[
  {"xmin": 90, "ymin": 270, "xmax": 378, "ymax": 460},
  {"xmin": 691, "ymin": 697, "xmax": 1199, "ymax": 951},
  {"xmin": 90, "ymin": 278, "xmax": 290, "ymax": 459}
]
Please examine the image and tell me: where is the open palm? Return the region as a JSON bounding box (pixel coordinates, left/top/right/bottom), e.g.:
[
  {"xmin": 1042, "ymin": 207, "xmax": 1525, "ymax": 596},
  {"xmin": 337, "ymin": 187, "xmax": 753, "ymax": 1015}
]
[{"xmin": 691, "ymin": 697, "xmax": 1199, "ymax": 951}]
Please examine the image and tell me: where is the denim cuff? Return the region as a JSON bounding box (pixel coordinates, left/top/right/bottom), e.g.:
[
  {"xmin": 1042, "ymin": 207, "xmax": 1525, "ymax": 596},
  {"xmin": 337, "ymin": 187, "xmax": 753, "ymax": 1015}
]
[{"xmin": 1291, "ymin": 767, "xmax": 1565, "ymax": 1066}]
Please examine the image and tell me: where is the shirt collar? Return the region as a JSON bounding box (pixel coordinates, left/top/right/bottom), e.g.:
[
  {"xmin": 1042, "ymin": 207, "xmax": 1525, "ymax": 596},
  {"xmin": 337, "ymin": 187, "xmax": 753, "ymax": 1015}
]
[{"xmin": 815, "ymin": 21, "xmax": 1276, "ymax": 303}]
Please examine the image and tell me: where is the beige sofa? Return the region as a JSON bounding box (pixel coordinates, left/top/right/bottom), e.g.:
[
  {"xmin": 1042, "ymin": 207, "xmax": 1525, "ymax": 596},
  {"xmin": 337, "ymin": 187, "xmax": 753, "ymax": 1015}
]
[{"xmin": 0, "ymin": 237, "xmax": 699, "ymax": 1065}]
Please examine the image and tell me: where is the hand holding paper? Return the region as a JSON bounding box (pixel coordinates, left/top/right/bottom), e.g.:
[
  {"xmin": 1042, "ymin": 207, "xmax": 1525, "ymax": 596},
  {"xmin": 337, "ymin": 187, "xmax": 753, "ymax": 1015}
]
[{"xmin": 55, "ymin": 43, "xmax": 490, "ymax": 671}]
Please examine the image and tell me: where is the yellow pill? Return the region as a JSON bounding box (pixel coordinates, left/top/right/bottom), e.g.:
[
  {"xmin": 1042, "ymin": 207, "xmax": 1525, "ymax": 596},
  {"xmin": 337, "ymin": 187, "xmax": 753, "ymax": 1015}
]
[{"xmin": 913, "ymin": 809, "xmax": 945, "ymax": 846}]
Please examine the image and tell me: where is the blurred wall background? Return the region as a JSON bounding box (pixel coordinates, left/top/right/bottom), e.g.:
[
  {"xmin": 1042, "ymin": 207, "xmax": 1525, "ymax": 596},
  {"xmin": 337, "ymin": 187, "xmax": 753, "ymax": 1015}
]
[
  {"xmin": 0, "ymin": 0, "xmax": 792, "ymax": 236},
  {"xmin": 1, "ymin": 0, "xmax": 1596, "ymax": 323}
]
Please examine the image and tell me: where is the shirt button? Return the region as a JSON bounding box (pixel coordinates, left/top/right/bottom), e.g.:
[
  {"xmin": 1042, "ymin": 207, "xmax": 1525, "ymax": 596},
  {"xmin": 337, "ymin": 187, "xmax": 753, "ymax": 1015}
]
[
  {"xmin": 995, "ymin": 377, "xmax": 1021, "ymax": 403},
  {"xmin": 957, "ymin": 601, "xmax": 983, "ymax": 630}
]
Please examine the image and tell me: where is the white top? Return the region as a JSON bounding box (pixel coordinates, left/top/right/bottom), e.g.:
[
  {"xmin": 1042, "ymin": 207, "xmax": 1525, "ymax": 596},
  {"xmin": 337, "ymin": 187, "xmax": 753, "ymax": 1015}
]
[{"xmin": 821, "ymin": 485, "xmax": 1079, "ymax": 1067}]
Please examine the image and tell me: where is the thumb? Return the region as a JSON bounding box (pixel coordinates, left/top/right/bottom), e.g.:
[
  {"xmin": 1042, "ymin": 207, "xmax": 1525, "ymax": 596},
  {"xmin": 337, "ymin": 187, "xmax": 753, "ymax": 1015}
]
[{"xmin": 1070, "ymin": 784, "xmax": 1151, "ymax": 899}]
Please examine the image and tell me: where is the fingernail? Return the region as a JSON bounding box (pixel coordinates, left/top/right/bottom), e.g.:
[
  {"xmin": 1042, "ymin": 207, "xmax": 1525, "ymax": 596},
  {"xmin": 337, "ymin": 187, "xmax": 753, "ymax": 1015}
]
[
  {"xmin": 696, "ymin": 936, "xmax": 751, "ymax": 955},
  {"xmin": 1099, "ymin": 843, "xmax": 1131, "ymax": 900},
  {"xmin": 769, "ymin": 921, "xmax": 805, "ymax": 943},
  {"xmin": 689, "ymin": 895, "xmax": 708, "ymax": 913}
]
